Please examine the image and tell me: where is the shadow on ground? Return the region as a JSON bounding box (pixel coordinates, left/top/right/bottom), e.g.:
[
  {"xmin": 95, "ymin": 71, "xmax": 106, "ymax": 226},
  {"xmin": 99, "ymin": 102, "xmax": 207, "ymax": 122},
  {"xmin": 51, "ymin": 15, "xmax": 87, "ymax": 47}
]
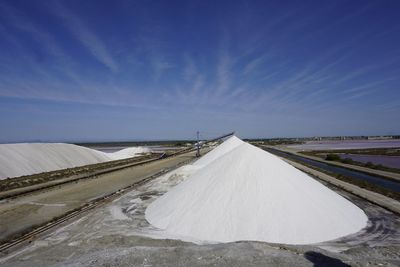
[{"xmin": 304, "ymin": 251, "xmax": 350, "ymax": 267}]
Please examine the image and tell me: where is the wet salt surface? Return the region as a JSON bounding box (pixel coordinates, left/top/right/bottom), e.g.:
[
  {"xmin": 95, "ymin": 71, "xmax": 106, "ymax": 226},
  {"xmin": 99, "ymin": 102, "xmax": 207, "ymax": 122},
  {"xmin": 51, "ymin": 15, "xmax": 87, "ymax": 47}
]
[
  {"xmin": 290, "ymin": 140, "xmax": 400, "ymax": 150},
  {"xmin": 340, "ymin": 154, "xmax": 400, "ymax": 169}
]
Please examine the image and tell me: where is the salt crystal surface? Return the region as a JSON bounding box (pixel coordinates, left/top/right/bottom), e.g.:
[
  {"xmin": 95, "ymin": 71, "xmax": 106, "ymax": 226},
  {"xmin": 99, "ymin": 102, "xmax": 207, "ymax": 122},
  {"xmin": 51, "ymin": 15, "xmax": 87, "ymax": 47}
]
[
  {"xmin": 146, "ymin": 137, "xmax": 368, "ymax": 245},
  {"xmin": 193, "ymin": 135, "xmax": 243, "ymax": 167},
  {"xmin": 107, "ymin": 147, "xmax": 152, "ymax": 160}
]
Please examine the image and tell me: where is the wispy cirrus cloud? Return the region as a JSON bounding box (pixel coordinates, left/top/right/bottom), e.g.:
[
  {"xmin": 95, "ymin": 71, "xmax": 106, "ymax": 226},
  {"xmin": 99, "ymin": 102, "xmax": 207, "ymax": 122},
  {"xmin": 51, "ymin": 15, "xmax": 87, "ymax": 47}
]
[
  {"xmin": 48, "ymin": 1, "xmax": 118, "ymax": 72},
  {"xmin": 0, "ymin": 2, "xmax": 88, "ymax": 86},
  {"xmin": 215, "ymin": 47, "xmax": 233, "ymax": 96},
  {"xmin": 151, "ymin": 58, "xmax": 174, "ymax": 82},
  {"xmin": 242, "ymin": 53, "xmax": 270, "ymax": 76},
  {"xmin": 1, "ymin": 0, "xmax": 399, "ymax": 141}
]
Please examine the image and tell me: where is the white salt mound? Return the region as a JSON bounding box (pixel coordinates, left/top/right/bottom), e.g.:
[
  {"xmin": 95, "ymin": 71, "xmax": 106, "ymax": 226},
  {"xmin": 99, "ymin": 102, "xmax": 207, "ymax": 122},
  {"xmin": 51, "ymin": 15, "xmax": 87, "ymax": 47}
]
[
  {"xmin": 0, "ymin": 143, "xmax": 151, "ymax": 179},
  {"xmin": 107, "ymin": 147, "xmax": 152, "ymax": 160},
  {"xmin": 146, "ymin": 138, "xmax": 368, "ymax": 245},
  {"xmin": 193, "ymin": 135, "xmax": 243, "ymax": 167}
]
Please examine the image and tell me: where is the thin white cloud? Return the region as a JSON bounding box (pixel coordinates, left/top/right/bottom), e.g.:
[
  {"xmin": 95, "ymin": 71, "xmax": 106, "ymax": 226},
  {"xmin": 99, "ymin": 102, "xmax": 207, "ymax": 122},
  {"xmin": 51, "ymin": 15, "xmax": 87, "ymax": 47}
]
[
  {"xmin": 152, "ymin": 58, "xmax": 174, "ymax": 81},
  {"xmin": 301, "ymin": 2, "xmax": 375, "ymax": 41},
  {"xmin": 182, "ymin": 54, "xmax": 198, "ymax": 81},
  {"xmin": 216, "ymin": 49, "xmax": 232, "ymax": 96},
  {"xmin": 242, "ymin": 53, "xmax": 270, "ymax": 76},
  {"xmin": 0, "ymin": 1, "xmax": 102, "ymax": 100},
  {"xmin": 49, "ymin": 1, "xmax": 118, "ymax": 72}
]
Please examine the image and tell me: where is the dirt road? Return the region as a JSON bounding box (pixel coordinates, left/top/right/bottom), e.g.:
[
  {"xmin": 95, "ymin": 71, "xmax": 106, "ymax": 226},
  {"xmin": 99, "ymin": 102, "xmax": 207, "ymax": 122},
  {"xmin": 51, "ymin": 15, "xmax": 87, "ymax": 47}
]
[{"xmin": 0, "ymin": 151, "xmax": 198, "ymax": 242}]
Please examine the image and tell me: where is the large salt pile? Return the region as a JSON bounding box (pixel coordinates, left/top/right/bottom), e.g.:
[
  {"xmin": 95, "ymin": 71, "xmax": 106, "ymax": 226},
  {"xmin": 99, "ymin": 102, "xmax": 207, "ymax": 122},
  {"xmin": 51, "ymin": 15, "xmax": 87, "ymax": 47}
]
[
  {"xmin": 0, "ymin": 143, "xmax": 151, "ymax": 179},
  {"xmin": 193, "ymin": 135, "xmax": 243, "ymax": 167},
  {"xmin": 107, "ymin": 147, "xmax": 152, "ymax": 160},
  {"xmin": 146, "ymin": 137, "xmax": 368, "ymax": 245}
]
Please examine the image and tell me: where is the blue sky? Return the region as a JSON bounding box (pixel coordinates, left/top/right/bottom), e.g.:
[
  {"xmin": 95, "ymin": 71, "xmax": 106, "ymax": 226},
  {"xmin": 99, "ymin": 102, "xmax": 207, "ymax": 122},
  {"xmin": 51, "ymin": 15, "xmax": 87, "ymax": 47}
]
[{"xmin": 0, "ymin": 0, "xmax": 399, "ymax": 142}]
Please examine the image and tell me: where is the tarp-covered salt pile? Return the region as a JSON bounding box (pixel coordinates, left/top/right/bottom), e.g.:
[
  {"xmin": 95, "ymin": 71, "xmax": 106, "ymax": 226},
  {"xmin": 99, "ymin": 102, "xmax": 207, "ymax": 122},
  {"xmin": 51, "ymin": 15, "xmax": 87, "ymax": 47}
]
[
  {"xmin": 146, "ymin": 136, "xmax": 368, "ymax": 245},
  {"xmin": 0, "ymin": 143, "xmax": 151, "ymax": 179}
]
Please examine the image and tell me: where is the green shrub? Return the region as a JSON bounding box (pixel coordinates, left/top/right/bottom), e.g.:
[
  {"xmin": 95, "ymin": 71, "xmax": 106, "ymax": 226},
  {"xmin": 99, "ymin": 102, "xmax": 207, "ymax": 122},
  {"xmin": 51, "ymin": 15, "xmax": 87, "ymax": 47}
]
[
  {"xmin": 365, "ymin": 162, "xmax": 374, "ymax": 168},
  {"xmin": 341, "ymin": 158, "xmax": 354, "ymax": 164},
  {"xmin": 325, "ymin": 154, "xmax": 341, "ymax": 161}
]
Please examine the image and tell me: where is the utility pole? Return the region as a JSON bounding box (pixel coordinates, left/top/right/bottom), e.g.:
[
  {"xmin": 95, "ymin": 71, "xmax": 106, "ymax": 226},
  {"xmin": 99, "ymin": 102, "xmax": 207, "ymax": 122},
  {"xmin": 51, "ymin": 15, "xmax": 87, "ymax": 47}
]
[{"xmin": 196, "ymin": 131, "xmax": 200, "ymax": 157}]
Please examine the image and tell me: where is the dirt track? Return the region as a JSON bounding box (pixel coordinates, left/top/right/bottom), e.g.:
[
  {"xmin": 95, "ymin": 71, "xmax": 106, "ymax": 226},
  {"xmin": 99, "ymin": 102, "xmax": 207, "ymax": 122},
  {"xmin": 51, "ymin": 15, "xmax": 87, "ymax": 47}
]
[{"xmin": 0, "ymin": 151, "xmax": 198, "ymax": 242}]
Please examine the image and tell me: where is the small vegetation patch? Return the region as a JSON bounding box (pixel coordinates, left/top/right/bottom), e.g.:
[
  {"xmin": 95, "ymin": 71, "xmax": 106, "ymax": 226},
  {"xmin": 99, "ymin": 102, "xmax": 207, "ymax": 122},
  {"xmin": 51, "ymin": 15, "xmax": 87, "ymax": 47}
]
[
  {"xmin": 325, "ymin": 154, "xmax": 341, "ymax": 161},
  {"xmin": 325, "ymin": 154, "xmax": 355, "ymax": 165}
]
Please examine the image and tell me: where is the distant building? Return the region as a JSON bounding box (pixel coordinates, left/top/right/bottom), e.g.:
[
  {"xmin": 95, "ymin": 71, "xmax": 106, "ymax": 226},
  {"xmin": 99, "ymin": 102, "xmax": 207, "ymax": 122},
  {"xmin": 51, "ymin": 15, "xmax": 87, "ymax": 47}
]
[{"xmin": 367, "ymin": 136, "xmax": 393, "ymax": 140}]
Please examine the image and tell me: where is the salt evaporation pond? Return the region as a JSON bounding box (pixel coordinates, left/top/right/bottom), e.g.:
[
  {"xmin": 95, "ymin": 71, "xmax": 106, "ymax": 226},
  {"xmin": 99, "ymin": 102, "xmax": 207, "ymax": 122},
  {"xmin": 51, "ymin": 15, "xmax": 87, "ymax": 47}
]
[
  {"xmin": 267, "ymin": 147, "xmax": 400, "ymax": 193},
  {"xmin": 290, "ymin": 140, "xmax": 400, "ymax": 150},
  {"xmin": 340, "ymin": 154, "xmax": 400, "ymax": 169},
  {"xmin": 146, "ymin": 136, "xmax": 367, "ymax": 245}
]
